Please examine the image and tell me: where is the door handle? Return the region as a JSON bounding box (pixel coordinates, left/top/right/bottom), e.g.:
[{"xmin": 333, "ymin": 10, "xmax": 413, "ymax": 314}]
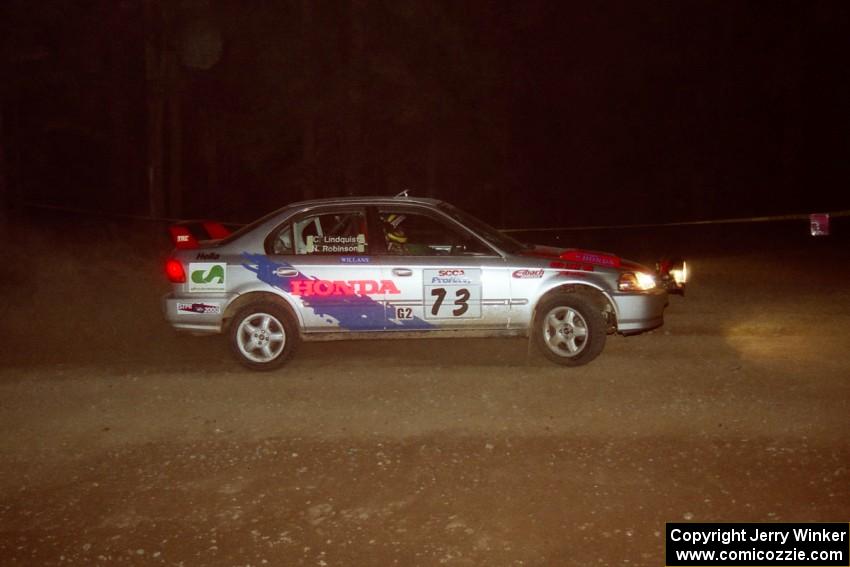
[
  {"xmin": 392, "ymin": 268, "xmax": 413, "ymax": 277},
  {"xmin": 273, "ymin": 267, "xmax": 299, "ymax": 277}
]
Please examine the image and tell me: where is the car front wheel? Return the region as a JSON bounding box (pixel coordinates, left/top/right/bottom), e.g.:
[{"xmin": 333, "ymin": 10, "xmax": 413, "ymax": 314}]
[
  {"xmin": 533, "ymin": 295, "xmax": 606, "ymax": 366},
  {"xmin": 229, "ymin": 302, "xmax": 298, "ymax": 371}
]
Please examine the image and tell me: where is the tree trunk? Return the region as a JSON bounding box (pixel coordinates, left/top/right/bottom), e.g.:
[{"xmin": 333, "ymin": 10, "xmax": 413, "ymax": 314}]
[
  {"xmin": 343, "ymin": 0, "xmax": 365, "ymax": 197},
  {"xmin": 167, "ymin": 58, "xmax": 182, "ymax": 218},
  {"xmin": 0, "ymin": 102, "xmax": 7, "ymax": 233},
  {"xmin": 144, "ymin": 0, "xmax": 167, "ymax": 219},
  {"xmin": 300, "ymin": 0, "xmax": 317, "ymax": 200}
]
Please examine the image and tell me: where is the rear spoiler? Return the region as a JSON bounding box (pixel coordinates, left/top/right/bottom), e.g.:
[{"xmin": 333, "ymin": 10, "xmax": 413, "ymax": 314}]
[{"xmin": 168, "ymin": 220, "xmax": 233, "ymax": 249}]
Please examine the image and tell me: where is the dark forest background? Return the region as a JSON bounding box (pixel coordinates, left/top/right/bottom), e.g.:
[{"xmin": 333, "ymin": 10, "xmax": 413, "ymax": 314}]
[{"xmin": 1, "ymin": 0, "xmax": 848, "ymax": 229}]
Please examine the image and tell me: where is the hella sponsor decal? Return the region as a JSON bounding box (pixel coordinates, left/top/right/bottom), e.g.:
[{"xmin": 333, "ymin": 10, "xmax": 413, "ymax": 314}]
[
  {"xmin": 560, "ymin": 250, "xmax": 620, "ymax": 267},
  {"xmin": 575, "ymin": 253, "xmax": 616, "ymax": 266},
  {"xmin": 188, "ymin": 262, "xmax": 226, "ymax": 291},
  {"xmin": 426, "ymin": 268, "xmax": 480, "ymax": 285},
  {"xmin": 289, "ymin": 279, "xmax": 400, "ymax": 297},
  {"xmin": 177, "ymin": 302, "xmax": 221, "ymax": 314},
  {"xmin": 512, "ymin": 269, "xmax": 544, "ymax": 279}
]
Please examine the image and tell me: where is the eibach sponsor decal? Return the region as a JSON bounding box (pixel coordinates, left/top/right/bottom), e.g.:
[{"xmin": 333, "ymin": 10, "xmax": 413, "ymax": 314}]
[
  {"xmin": 177, "ymin": 302, "xmax": 221, "ymax": 314},
  {"xmin": 188, "ymin": 262, "xmax": 226, "ymax": 291},
  {"xmin": 512, "ymin": 269, "xmax": 544, "ymax": 279},
  {"xmin": 241, "ymin": 253, "xmax": 433, "ymax": 331}
]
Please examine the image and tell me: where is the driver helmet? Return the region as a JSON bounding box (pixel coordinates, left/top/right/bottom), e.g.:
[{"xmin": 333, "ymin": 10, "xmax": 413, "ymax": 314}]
[{"xmin": 385, "ymin": 213, "xmax": 408, "ymax": 244}]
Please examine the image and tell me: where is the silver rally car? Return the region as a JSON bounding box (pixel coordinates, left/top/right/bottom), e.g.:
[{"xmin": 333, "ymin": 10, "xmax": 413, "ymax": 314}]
[{"xmin": 163, "ymin": 196, "xmax": 686, "ymax": 370}]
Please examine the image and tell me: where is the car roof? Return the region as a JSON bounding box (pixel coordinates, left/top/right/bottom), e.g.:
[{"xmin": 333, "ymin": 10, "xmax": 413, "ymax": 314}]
[{"xmin": 285, "ymin": 195, "xmax": 445, "ymax": 209}]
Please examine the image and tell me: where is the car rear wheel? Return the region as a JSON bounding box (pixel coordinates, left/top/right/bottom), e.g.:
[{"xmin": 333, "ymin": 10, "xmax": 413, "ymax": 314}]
[
  {"xmin": 229, "ymin": 302, "xmax": 298, "ymax": 371},
  {"xmin": 533, "ymin": 295, "xmax": 606, "ymax": 366}
]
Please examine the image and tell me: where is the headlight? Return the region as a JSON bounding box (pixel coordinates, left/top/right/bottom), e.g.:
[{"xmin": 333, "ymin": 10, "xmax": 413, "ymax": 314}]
[
  {"xmin": 669, "ymin": 261, "xmax": 688, "ymax": 285},
  {"xmin": 618, "ymin": 271, "xmax": 657, "ymax": 291}
]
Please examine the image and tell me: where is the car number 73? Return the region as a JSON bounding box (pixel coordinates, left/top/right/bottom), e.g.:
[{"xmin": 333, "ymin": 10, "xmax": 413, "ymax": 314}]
[{"xmin": 430, "ymin": 287, "xmax": 470, "ymax": 317}]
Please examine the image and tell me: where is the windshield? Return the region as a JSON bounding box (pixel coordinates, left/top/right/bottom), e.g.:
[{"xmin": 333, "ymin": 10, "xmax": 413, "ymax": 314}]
[{"xmin": 438, "ymin": 202, "xmax": 528, "ymax": 254}]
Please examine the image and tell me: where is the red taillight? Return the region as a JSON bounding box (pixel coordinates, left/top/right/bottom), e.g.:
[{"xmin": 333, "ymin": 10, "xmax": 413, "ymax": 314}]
[{"xmin": 165, "ymin": 259, "xmax": 186, "ymax": 283}]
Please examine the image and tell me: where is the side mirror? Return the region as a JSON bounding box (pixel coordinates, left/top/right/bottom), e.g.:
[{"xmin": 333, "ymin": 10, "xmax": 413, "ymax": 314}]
[{"xmin": 450, "ymin": 243, "xmax": 467, "ymax": 256}]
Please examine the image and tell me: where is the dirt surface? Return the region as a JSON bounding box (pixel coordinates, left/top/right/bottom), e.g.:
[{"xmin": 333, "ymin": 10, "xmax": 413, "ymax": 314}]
[{"xmin": 1, "ymin": 215, "xmax": 849, "ymax": 565}]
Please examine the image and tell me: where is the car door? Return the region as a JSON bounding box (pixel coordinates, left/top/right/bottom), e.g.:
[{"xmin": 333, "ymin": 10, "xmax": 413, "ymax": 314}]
[
  {"xmin": 265, "ymin": 206, "xmax": 387, "ymax": 333},
  {"xmin": 372, "ymin": 206, "xmax": 511, "ymax": 331}
]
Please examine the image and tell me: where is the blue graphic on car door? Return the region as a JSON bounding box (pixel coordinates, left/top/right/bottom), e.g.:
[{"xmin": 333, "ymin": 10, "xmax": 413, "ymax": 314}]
[{"xmin": 241, "ymin": 253, "xmax": 433, "ymax": 331}]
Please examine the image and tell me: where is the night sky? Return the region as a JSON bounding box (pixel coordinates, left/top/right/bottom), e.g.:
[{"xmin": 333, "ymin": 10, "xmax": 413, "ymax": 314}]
[{"xmin": 2, "ymin": 0, "xmax": 848, "ymax": 228}]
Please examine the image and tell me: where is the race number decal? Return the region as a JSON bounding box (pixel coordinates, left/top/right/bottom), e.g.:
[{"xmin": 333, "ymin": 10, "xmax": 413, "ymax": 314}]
[{"xmin": 423, "ymin": 269, "xmax": 481, "ymax": 319}]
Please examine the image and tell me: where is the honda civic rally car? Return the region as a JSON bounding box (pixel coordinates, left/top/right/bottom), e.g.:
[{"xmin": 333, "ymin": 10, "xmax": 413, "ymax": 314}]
[{"xmin": 163, "ymin": 195, "xmax": 686, "ymax": 370}]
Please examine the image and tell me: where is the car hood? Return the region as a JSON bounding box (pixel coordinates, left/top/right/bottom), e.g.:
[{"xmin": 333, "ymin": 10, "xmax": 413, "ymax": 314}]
[{"xmin": 518, "ymin": 245, "xmax": 647, "ymax": 272}]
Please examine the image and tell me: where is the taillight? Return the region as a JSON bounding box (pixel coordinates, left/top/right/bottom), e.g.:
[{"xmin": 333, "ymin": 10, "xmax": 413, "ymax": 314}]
[{"xmin": 165, "ymin": 259, "xmax": 186, "ymax": 283}]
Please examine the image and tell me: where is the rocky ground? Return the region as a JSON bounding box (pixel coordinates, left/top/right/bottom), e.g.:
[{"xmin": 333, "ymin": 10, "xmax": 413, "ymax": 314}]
[{"xmin": 1, "ymin": 214, "xmax": 848, "ymax": 565}]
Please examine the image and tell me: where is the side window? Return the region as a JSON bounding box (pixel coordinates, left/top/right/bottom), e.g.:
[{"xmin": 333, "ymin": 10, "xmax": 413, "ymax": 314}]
[
  {"xmin": 285, "ymin": 210, "xmax": 369, "ymax": 255},
  {"xmin": 378, "ymin": 210, "xmax": 492, "ymax": 256},
  {"xmin": 270, "ymin": 223, "xmax": 294, "ymax": 254}
]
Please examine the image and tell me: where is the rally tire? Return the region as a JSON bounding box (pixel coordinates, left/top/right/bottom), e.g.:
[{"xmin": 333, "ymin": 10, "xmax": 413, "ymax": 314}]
[
  {"xmin": 533, "ymin": 294, "xmax": 606, "ymax": 366},
  {"xmin": 228, "ymin": 302, "xmax": 299, "ymax": 371}
]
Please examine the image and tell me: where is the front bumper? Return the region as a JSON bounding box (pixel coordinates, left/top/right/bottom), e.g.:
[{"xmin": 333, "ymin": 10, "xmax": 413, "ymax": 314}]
[{"xmin": 612, "ymin": 288, "xmax": 668, "ymax": 334}]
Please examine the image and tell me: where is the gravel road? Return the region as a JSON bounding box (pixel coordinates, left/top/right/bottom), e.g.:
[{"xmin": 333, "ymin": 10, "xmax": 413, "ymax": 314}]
[{"xmin": 1, "ymin": 217, "xmax": 848, "ymax": 565}]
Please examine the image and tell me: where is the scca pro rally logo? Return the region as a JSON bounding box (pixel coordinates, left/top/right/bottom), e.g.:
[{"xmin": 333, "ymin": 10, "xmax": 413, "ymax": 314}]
[
  {"xmin": 429, "ymin": 269, "xmax": 474, "ymax": 285},
  {"xmin": 189, "ymin": 262, "xmax": 226, "ymax": 291},
  {"xmin": 289, "ymin": 279, "xmax": 400, "ymax": 297},
  {"xmin": 512, "ymin": 269, "xmax": 544, "ymax": 279}
]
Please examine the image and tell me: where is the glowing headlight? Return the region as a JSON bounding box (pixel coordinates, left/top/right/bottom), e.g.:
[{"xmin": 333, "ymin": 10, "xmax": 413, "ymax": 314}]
[
  {"xmin": 669, "ymin": 261, "xmax": 688, "ymax": 285},
  {"xmin": 618, "ymin": 271, "xmax": 657, "ymax": 291}
]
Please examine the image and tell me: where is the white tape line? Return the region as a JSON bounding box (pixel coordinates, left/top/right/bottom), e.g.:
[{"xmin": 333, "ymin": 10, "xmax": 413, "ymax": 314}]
[
  {"xmin": 24, "ymin": 201, "xmax": 849, "ymax": 234},
  {"xmin": 500, "ymin": 210, "xmax": 850, "ymax": 233}
]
